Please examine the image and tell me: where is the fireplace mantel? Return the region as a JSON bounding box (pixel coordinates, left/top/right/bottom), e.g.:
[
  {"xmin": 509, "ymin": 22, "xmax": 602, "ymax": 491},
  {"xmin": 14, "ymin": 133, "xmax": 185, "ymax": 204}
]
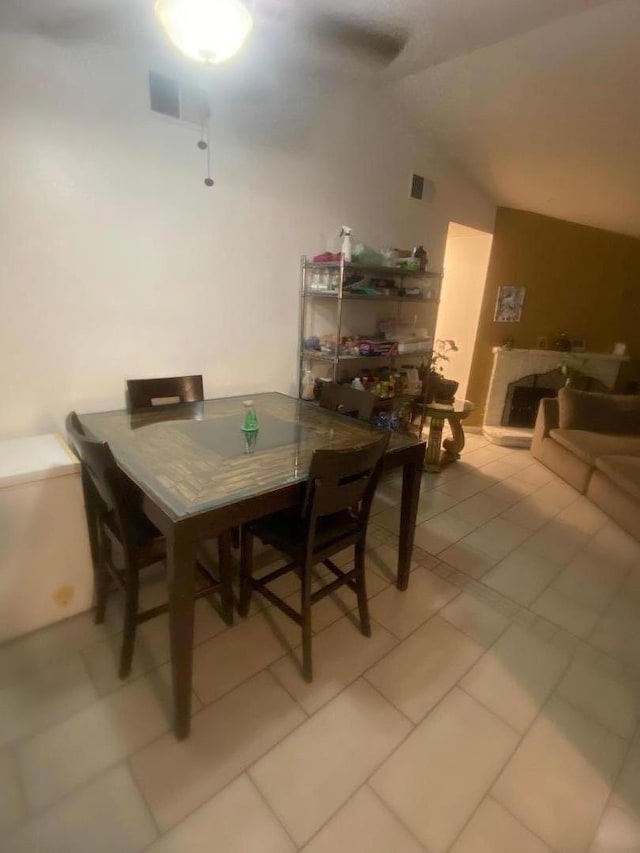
[{"xmin": 482, "ymin": 347, "xmax": 629, "ymax": 447}]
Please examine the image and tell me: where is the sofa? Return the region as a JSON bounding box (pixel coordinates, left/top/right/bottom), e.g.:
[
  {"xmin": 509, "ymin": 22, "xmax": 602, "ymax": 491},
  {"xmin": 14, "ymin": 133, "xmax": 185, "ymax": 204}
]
[{"xmin": 531, "ymin": 387, "xmax": 640, "ymax": 541}]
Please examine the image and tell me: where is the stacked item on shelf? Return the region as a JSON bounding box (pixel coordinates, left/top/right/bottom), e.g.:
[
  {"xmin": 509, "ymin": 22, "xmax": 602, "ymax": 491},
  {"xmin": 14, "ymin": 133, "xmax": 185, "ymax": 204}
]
[{"xmin": 378, "ymin": 318, "xmax": 432, "ymax": 355}]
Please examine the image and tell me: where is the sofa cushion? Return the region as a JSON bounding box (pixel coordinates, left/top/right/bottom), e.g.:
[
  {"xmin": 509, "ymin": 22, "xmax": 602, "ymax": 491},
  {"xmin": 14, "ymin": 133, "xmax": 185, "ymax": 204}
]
[
  {"xmin": 557, "ymin": 388, "xmax": 640, "ymax": 435},
  {"xmin": 549, "ymin": 429, "xmax": 640, "ymax": 466},
  {"xmin": 595, "ymin": 455, "xmax": 640, "ymax": 502}
]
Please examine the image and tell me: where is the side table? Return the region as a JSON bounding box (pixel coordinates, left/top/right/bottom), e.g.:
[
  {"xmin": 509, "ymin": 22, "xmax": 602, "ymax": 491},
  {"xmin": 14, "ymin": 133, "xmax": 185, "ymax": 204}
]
[{"xmin": 422, "ymin": 400, "xmax": 475, "ymax": 472}]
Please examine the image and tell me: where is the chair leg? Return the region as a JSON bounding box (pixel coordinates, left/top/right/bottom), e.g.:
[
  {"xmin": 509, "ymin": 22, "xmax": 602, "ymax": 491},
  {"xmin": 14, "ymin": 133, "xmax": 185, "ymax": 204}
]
[
  {"xmin": 93, "ymin": 533, "xmax": 110, "ymax": 625},
  {"xmin": 230, "ymin": 526, "xmax": 240, "ymax": 549},
  {"xmin": 301, "ymin": 561, "xmax": 313, "ymax": 682},
  {"xmin": 119, "ymin": 567, "xmax": 139, "ymax": 680},
  {"xmin": 217, "ymin": 532, "xmax": 234, "ymax": 626},
  {"xmin": 355, "ymin": 539, "xmax": 371, "ymax": 637},
  {"xmin": 238, "ymin": 526, "xmax": 254, "ymax": 617}
]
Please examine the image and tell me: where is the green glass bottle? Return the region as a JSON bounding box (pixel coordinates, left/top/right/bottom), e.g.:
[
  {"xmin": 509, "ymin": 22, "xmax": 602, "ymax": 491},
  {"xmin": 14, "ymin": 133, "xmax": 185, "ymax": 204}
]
[{"xmin": 242, "ymin": 400, "xmax": 258, "ymax": 432}]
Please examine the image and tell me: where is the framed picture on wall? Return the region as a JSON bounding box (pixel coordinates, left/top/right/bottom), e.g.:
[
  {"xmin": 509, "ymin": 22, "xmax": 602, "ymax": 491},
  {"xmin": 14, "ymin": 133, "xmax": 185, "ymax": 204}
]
[{"xmin": 494, "ymin": 286, "xmax": 525, "ymax": 323}]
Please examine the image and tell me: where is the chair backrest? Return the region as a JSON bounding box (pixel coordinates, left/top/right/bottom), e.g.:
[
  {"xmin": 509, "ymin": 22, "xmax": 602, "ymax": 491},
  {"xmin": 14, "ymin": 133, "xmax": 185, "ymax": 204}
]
[
  {"xmin": 319, "ymin": 383, "xmax": 376, "ymax": 422},
  {"xmin": 126, "ymin": 375, "xmax": 204, "ymax": 411},
  {"xmin": 302, "ymin": 433, "xmax": 390, "ymax": 527},
  {"xmin": 65, "ymin": 412, "xmax": 139, "ymax": 553}
]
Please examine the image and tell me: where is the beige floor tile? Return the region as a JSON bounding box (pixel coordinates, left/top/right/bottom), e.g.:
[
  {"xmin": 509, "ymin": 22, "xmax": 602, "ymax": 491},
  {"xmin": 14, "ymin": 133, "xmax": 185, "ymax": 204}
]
[
  {"xmin": 534, "ymin": 479, "xmax": 580, "ymax": 511},
  {"xmin": 16, "ymin": 673, "xmax": 170, "ymax": 813},
  {"xmin": 500, "ymin": 494, "xmax": 557, "ymax": 531},
  {"xmin": 436, "ymin": 472, "xmax": 493, "ymax": 501},
  {"xmin": 479, "ymin": 459, "xmax": 526, "ymax": 482},
  {"xmin": 612, "ymin": 730, "xmax": 640, "ymax": 815},
  {"xmin": 301, "ymin": 786, "xmax": 424, "ymax": 853},
  {"xmin": 131, "ymin": 671, "xmax": 305, "ymax": 831},
  {"xmin": 371, "ymin": 688, "xmax": 518, "ymax": 853},
  {"xmin": 460, "ymin": 446, "xmax": 510, "ymax": 468},
  {"xmin": 269, "ymin": 615, "xmax": 398, "ymax": 714},
  {"xmin": 413, "ymin": 512, "xmax": 477, "ymax": 556},
  {"xmin": 83, "ymin": 599, "xmax": 228, "ymax": 697},
  {"xmin": 501, "ymin": 450, "xmax": 540, "ymax": 472},
  {"xmin": 144, "ymin": 774, "xmax": 294, "ymax": 853},
  {"xmin": 551, "ymin": 549, "xmax": 629, "ymax": 613},
  {"xmin": 448, "ymin": 493, "xmax": 512, "ymax": 526},
  {"xmin": 589, "ymin": 805, "xmax": 640, "ymax": 853},
  {"xmin": 371, "ymin": 508, "xmax": 402, "ymax": 534},
  {"xmin": 2, "ymin": 765, "xmax": 157, "ymax": 853},
  {"xmin": 0, "ymin": 612, "xmax": 111, "ymax": 691},
  {"xmin": 483, "ymin": 476, "xmax": 539, "ymax": 504},
  {"xmin": 531, "ymin": 587, "xmax": 600, "ymax": 638},
  {"xmin": 483, "ymin": 549, "xmax": 562, "ymax": 606},
  {"xmin": 438, "ymin": 540, "xmax": 498, "ymax": 579},
  {"xmin": 365, "ymin": 543, "xmax": 418, "ymax": 584},
  {"xmin": 440, "ymin": 591, "xmax": 511, "ymax": 647},
  {"xmin": 556, "ymin": 498, "xmax": 608, "ymax": 536},
  {"xmin": 588, "ymin": 524, "xmax": 640, "ymax": 569},
  {"xmin": 493, "ymin": 696, "xmax": 627, "ymax": 853},
  {"xmin": 518, "ymin": 463, "xmax": 557, "ymax": 487},
  {"xmin": 460, "ymin": 517, "xmax": 531, "ymax": 562},
  {"xmin": 556, "ymin": 657, "xmax": 640, "ymax": 739},
  {"xmin": 192, "ymin": 609, "xmax": 299, "ymax": 705},
  {"xmin": 451, "ymin": 796, "xmax": 552, "ymax": 853},
  {"xmin": 249, "ymin": 679, "xmax": 411, "ymax": 846},
  {"xmin": 415, "ymin": 489, "xmax": 459, "ymax": 520},
  {"xmin": 461, "ymin": 624, "xmax": 570, "ymax": 733},
  {"xmin": 368, "ymin": 567, "xmax": 458, "ymax": 639},
  {"xmin": 590, "ymin": 595, "xmax": 640, "ymax": 670},
  {"xmin": 0, "ymin": 656, "xmax": 98, "ymax": 746},
  {"xmin": 366, "ymin": 615, "xmax": 483, "ymax": 723},
  {"xmin": 280, "ymin": 567, "xmax": 389, "ymax": 635},
  {"xmin": 523, "ymin": 520, "xmax": 590, "ymax": 566},
  {"xmin": 0, "ymin": 747, "xmax": 25, "ymax": 836}
]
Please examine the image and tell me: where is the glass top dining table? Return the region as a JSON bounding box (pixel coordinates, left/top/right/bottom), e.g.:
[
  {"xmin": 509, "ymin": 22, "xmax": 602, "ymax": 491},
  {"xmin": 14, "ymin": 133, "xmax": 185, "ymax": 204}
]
[{"xmin": 79, "ymin": 392, "xmax": 426, "ymax": 738}]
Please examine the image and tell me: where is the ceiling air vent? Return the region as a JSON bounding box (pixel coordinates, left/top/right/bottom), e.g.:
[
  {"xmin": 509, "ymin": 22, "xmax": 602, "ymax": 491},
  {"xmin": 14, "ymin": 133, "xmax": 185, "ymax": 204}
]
[
  {"xmin": 148, "ymin": 71, "xmax": 209, "ymax": 124},
  {"xmin": 409, "ymin": 174, "xmax": 435, "ymax": 202}
]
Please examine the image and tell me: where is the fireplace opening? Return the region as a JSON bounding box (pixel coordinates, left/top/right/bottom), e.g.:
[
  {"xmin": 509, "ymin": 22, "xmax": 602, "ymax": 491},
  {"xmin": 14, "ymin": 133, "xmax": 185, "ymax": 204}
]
[
  {"xmin": 506, "ymin": 386, "xmax": 556, "ymax": 428},
  {"xmin": 502, "ymin": 367, "xmax": 565, "ymax": 428},
  {"xmin": 501, "ymin": 367, "xmax": 608, "ymax": 428}
]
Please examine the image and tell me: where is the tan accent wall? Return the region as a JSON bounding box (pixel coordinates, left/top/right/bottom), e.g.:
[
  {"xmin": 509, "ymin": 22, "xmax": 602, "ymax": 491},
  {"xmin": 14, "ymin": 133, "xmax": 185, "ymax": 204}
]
[{"xmin": 466, "ymin": 207, "xmax": 640, "ymax": 425}]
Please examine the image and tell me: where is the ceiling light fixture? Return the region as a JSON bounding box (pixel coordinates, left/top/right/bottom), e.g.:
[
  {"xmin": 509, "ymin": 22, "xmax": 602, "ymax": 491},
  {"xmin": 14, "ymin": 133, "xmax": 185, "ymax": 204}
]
[{"xmin": 155, "ymin": 0, "xmax": 253, "ymax": 64}]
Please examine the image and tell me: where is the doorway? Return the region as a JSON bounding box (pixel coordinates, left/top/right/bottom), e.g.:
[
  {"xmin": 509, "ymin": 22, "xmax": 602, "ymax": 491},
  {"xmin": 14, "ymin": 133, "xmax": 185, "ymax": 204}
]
[{"xmin": 434, "ymin": 222, "xmax": 493, "ymax": 402}]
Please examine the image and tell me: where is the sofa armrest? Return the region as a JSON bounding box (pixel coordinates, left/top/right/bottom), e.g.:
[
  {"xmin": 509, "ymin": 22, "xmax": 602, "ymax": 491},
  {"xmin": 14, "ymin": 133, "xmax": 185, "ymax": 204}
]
[{"xmin": 531, "ymin": 397, "xmax": 559, "ymax": 460}]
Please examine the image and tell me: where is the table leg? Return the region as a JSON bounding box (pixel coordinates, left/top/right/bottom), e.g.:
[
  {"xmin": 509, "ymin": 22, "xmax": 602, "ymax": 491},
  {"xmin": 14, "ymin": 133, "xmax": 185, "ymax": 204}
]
[
  {"xmin": 424, "ymin": 416, "xmax": 445, "ymax": 473},
  {"xmin": 167, "ymin": 525, "xmax": 197, "ymax": 739},
  {"xmin": 442, "ymin": 416, "xmax": 467, "ymax": 461},
  {"xmin": 397, "ymin": 444, "xmax": 425, "ymax": 591}
]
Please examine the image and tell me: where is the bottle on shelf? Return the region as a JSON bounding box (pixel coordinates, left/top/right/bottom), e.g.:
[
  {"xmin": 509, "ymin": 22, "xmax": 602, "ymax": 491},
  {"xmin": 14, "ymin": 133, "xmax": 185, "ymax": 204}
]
[
  {"xmin": 301, "ymin": 370, "xmax": 315, "ymax": 400},
  {"xmin": 340, "ymin": 226, "xmax": 353, "ymax": 262}
]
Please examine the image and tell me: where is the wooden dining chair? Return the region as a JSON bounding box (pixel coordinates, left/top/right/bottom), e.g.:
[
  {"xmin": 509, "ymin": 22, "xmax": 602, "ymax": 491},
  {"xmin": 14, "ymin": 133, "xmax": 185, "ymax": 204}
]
[
  {"xmin": 238, "ymin": 433, "xmax": 389, "ymax": 681},
  {"xmin": 66, "ymin": 412, "xmax": 234, "ymax": 680},
  {"xmin": 319, "ymin": 382, "xmax": 376, "ymax": 422},
  {"xmin": 127, "ymin": 375, "xmax": 204, "ymax": 411}
]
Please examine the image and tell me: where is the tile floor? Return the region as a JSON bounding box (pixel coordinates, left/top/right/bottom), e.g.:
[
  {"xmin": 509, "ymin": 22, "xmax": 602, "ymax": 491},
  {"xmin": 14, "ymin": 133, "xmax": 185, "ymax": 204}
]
[{"xmin": 2, "ymin": 431, "xmax": 640, "ymax": 852}]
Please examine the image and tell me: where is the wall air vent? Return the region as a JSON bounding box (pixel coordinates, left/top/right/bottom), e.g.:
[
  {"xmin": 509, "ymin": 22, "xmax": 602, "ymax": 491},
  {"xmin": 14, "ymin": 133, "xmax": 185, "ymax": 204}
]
[{"xmin": 409, "ymin": 174, "xmax": 436, "ymax": 202}]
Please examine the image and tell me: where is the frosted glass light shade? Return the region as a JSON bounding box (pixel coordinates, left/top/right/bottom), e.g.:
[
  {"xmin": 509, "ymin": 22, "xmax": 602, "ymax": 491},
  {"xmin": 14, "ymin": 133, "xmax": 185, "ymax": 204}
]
[{"xmin": 155, "ymin": 0, "xmax": 253, "ymax": 64}]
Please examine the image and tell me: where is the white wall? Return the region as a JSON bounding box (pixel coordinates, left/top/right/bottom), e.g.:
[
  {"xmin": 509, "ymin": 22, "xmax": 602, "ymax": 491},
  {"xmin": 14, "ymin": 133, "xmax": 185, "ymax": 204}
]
[
  {"xmin": 434, "ymin": 222, "xmax": 493, "ymax": 401},
  {"xmin": 0, "ymin": 32, "xmax": 495, "ymax": 438}
]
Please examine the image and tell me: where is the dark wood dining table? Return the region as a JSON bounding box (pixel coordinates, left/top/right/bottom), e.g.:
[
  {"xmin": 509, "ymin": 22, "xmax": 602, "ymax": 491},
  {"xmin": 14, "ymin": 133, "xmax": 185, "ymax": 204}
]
[{"xmin": 79, "ymin": 393, "xmax": 426, "ymax": 738}]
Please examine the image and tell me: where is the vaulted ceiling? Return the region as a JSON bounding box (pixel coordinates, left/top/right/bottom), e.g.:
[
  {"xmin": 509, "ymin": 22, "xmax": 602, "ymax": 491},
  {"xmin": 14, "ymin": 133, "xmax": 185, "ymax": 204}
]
[{"xmin": 1, "ymin": 0, "xmax": 639, "ymax": 236}]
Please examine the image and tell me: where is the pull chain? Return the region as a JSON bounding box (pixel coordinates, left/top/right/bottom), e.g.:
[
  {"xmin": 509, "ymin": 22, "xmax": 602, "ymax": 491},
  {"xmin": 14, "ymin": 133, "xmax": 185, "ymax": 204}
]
[{"xmin": 197, "ymin": 119, "xmax": 214, "ymax": 187}]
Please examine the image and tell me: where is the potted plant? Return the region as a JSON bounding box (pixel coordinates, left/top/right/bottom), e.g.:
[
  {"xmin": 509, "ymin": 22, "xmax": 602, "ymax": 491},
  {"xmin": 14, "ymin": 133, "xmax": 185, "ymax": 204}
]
[{"xmin": 420, "ymin": 339, "xmax": 460, "ymax": 403}]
